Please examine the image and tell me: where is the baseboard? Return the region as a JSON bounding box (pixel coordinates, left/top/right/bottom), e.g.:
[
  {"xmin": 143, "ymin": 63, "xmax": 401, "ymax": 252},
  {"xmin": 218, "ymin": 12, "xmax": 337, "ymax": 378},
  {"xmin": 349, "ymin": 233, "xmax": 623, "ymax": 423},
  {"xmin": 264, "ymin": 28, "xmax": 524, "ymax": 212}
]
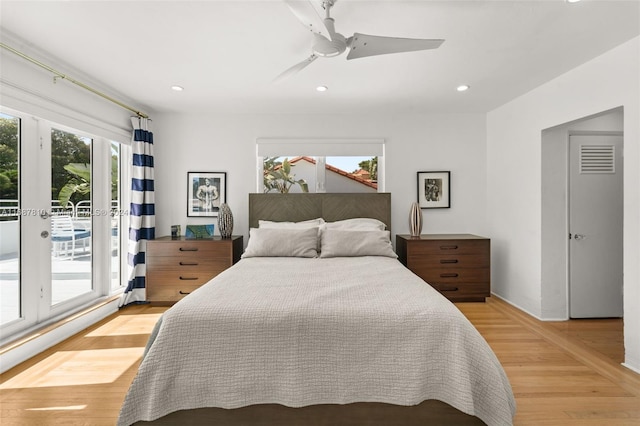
[
  {"xmin": 622, "ymin": 361, "xmax": 640, "ymax": 375},
  {"xmin": 489, "ymin": 292, "xmax": 544, "ymax": 321}
]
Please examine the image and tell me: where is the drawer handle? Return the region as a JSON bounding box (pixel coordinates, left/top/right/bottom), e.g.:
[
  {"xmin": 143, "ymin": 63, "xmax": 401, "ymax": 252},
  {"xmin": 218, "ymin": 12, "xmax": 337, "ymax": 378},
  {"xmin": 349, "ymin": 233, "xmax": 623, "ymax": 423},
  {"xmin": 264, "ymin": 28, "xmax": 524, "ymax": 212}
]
[
  {"xmin": 179, "ymin": 262, "xmax": 199, "ymax": 266},
  {"xmin": 179, "ymin": 276, "xmax": 198, "ymax": 280},
  {"xmin": 440, "ymin": 273, "xmax": 459, "ymax": 278},
  {"xmin": 440, "ymin": 259, "xmax": 458, "ymax": 264},
  {"xmin": 440, "ymin": 245, "xmax": 459, "ymax": 250},
  {"xmin": 179, "ymin": 290, "xmax": 191, "ymax": 295},
  {"xmin": 440, "ymin": 287, "xmax": 459, "ymax": 292},
  {"xmin": 179, "ymin": 247, "xmax": 199, "ymax": 252}
]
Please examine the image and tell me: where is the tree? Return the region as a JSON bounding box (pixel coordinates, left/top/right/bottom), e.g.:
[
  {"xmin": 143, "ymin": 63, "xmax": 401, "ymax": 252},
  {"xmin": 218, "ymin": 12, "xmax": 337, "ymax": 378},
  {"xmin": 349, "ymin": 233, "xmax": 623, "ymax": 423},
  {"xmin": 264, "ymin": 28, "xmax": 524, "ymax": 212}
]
[
  {"xmin": 0, "ymin": 117, "xmax": 18, "ymax": 200},
  {"xmin": 51, "ymin": 129, "xmax": 90, "ymax": 201},
  {"xmin": 357, "ymin": 157, "xmax": 378, "ymax": 181},
  {"xmin": 58, "ymin": 163, "xmax": 91, "ymax": 207},
  {"xmin": 0, "ymin": 169, "xmax": 18, "ymax": 200},
  {"xmin": 263, "ymin": 157, "xmax": 309, "ymax": 193},
  {"xmin": 0, "ymin": 120, "xmax": 96, "ymax": 206},
  {"xmin": 0, "ymin": 139, "xmax": 17, "ymax": 171},
  {"xmin": 111, "ymin": 153, "xmax": 119, "ymax": 201}
]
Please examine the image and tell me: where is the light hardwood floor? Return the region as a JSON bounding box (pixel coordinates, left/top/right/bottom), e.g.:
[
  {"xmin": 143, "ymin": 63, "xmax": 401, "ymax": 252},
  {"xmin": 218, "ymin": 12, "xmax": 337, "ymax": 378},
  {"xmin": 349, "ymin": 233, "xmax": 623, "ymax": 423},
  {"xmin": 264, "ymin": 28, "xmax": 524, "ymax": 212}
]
[{"xmin": 1, "ymin": 297, "xmax": 638, "ymax": 425}]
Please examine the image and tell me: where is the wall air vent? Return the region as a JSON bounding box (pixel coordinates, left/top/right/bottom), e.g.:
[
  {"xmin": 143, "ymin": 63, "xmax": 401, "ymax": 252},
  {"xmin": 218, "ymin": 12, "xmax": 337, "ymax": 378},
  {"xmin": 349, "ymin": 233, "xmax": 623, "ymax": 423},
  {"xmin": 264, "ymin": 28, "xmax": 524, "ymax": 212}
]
[{"xmin": 580, "ymin": 145, "xmax": 615, "ymax": 174}]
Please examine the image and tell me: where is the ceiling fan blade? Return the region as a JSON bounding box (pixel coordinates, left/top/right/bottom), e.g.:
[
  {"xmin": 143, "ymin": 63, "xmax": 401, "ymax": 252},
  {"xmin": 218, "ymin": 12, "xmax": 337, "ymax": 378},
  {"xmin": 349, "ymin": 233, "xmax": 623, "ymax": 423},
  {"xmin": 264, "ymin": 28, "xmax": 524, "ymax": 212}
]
[
  {"xmin": 273, "ymin": 54, "xmax": 318, "ymax": 84},
  {"xmin": 283, "ymin": 0, "xmax": 331, "ymax": 39},
  {"xmin": 346, "ymin": 33, "xmax": 444, "ymax": 60}
]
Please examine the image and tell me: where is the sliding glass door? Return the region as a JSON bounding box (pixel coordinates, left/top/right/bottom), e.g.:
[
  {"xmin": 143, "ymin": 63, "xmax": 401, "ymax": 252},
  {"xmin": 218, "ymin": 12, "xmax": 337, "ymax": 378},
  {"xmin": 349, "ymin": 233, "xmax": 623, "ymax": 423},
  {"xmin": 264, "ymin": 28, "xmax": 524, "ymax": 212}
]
[
  {"xmin": 0, "ymin": 113, "xmax": 21, "ymax": 326},
  {"xmin": 0, "ymin": 107, "xmax": 126, "ymax": 338}
]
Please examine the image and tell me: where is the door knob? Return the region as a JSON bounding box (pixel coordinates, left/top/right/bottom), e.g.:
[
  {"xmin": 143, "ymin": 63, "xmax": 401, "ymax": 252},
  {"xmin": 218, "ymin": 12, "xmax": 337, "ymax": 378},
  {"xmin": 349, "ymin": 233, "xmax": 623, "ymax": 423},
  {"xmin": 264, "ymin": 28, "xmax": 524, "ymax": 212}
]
[{"xmin": 574, "ymin": 233, "xmax": 586, "ymax": 240}]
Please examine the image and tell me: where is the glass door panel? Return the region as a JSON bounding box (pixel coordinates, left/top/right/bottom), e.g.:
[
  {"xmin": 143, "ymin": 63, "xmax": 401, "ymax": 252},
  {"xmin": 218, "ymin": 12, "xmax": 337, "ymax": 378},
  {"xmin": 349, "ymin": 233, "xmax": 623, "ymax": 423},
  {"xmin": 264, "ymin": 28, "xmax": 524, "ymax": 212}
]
[
  {"xmin": 0, "ymin": 113, "xmax": 20, "ymax": 326},
  {"xmin": 50, "ymin": 128, "xmax": 93, "ymax": 306},
  {"xmin": 110, "ymin": 141, "xmax": 121, "ymax": 290}
]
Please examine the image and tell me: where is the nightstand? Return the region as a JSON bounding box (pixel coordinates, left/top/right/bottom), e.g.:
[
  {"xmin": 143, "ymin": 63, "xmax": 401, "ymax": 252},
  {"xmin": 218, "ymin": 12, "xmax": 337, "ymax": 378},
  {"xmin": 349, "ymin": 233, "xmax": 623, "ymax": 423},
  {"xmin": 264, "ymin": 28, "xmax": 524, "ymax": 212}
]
[
  {"xmin": 396, "ymin": 234, "xmax": 490, "ymax": 302},
  {"xmin": 146, "ymin": 235, "xmax": 243, "ymax": 304}
]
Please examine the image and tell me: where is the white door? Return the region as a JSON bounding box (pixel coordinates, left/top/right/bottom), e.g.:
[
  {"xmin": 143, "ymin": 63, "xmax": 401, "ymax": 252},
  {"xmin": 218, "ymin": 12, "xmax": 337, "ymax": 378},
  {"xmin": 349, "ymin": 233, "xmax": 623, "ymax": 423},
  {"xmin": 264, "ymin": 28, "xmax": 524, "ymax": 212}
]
[
  {"xmin": 569, "ymin": 133, "xmax": 623, "ymax": 318},
  {"xmin": 0, "ymin": 110, "xmax": 96, "ymax": 337}
]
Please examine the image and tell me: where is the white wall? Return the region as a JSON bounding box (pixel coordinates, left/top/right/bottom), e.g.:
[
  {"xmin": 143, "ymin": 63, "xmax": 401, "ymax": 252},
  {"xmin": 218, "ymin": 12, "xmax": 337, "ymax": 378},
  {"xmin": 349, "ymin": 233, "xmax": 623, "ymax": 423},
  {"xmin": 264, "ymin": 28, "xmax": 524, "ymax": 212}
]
[
  {"xmin": 0, "ymin": 31, "xmax": 138, "ymax": 141},
  {"xmin": 152, "ymin": 113, "xmax": 487, "ymax": 245},
  {"xmin": 487, "ymin": 37, "xmax": 640, "ymax": 372}
]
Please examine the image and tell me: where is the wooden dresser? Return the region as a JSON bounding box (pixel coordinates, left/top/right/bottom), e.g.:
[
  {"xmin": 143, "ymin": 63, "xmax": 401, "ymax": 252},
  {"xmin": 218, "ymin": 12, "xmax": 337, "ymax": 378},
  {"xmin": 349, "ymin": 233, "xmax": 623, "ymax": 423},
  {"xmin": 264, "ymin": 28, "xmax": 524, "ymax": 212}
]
[
  {"xmin": 396, "ymin": 234, "xmax": 490, "ymax": 302},
  {"xmin": 146, "ymin": 235, "xmax": 243, "ymax": 304}
]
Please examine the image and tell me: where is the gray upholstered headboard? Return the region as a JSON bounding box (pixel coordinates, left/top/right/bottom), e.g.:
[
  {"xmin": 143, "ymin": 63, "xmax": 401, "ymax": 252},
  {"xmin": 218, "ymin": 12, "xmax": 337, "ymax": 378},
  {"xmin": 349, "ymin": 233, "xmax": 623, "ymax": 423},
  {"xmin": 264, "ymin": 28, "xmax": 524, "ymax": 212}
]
[{"xmin": 249, "ymin": 193, "xmax": 391, "ymax": 232}]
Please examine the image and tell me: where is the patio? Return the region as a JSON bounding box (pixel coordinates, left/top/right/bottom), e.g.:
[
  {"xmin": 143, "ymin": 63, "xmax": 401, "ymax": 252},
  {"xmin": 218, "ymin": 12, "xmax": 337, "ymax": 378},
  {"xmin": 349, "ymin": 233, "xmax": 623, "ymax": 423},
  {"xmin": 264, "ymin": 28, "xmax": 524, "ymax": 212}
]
[{"xmin": 0, "ymin": 250, "xmax": 120, "ymax": 327}]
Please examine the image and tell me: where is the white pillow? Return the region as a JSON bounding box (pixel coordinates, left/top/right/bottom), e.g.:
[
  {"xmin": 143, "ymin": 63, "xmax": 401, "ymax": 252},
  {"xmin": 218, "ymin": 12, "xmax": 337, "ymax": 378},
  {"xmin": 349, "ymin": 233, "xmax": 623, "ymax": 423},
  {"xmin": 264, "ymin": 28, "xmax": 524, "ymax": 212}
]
[
  {"xmin": 242, "ymin": 227, "xmax": 319, "ymax": 258},
  {"xmin": 323, "ymin": 218, "xmax": 386, "ymax": 231},
  {"xmin": 260, "ymin": 218, "xmax": 325, "ymax": 251},
  {"xmin": 259, "ymin": 218, "xmax": 325, "ymax": 228},
  {"xmin": 319, "ymin": 229, "xmax": 397, "ymax": 258}
]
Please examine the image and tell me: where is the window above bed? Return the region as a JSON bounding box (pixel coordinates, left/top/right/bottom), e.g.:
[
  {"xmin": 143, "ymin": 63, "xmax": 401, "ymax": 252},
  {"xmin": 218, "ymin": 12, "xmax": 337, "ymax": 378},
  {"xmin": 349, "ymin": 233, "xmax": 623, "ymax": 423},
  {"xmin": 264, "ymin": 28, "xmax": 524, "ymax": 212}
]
[{"xmin": 256, "ymin": 138, "xmax": 385, "ymax": 194}]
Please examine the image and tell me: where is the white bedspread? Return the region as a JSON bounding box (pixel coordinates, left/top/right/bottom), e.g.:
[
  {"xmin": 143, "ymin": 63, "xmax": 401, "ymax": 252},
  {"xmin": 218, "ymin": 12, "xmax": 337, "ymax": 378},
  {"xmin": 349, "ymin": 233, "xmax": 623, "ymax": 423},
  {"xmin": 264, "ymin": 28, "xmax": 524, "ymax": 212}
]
[{"xmin": 118, "ymin": 257, "xmax": 516, "ymax": 426}]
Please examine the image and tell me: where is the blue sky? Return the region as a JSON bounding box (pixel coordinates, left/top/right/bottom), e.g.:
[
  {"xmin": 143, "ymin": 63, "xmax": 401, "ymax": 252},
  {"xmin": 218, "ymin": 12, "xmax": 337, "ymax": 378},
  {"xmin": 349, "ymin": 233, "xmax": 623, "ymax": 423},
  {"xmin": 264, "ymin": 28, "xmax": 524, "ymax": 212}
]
[
  {"xmin": 274, "ymin": 156, "xmax": 373, "ymax": 173},
  {"xmin": 326, "ymin": 156, "xmax": 372, "ymax": 173},
  {"xmin": 273, "ymin": 156, "xmax": 373, "ymax": 173}
]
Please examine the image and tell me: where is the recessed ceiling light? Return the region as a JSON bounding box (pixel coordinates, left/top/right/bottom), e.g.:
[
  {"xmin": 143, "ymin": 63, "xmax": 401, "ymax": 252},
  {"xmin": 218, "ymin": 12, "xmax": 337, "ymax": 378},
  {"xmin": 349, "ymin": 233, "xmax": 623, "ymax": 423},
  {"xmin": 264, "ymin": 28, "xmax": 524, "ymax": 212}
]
[
  {"xmin": 316, "ymin": 85, "xmax": 328, "ymax": 92},
  {"xmin": 456, "ymin": 85, "xmax": 470, "ymax": 92},
  {"xmin": 171, "ymin": 85, "xmax": 184, "ymax": 92},
  {"xmin": 566, "ymin": 0, "xmax": 581, "ymax": 3}
]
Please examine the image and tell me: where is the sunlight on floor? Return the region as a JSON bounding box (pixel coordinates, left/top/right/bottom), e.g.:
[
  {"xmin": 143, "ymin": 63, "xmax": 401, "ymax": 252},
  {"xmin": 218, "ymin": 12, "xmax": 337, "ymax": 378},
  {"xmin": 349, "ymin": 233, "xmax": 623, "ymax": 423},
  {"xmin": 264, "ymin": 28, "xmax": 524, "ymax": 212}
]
[
  {"xmin": 85, "ymin": 313, "xmax": 163, "ymax": 337},
  {"xmin": 0, "ymin": 347, "xmax": 143, "ymax": 389},
  {"xmin": 26, "ymin": 405, "xmax": 87, "ymax": 411}
]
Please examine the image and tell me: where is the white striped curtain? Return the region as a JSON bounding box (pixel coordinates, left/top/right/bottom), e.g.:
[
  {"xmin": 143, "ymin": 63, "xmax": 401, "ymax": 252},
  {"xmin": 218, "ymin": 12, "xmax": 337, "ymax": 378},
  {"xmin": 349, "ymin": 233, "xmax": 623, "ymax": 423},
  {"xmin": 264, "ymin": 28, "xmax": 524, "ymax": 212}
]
[{"xmin": 120, "ymin": 117, "xmax": 155, "ymax": 306}]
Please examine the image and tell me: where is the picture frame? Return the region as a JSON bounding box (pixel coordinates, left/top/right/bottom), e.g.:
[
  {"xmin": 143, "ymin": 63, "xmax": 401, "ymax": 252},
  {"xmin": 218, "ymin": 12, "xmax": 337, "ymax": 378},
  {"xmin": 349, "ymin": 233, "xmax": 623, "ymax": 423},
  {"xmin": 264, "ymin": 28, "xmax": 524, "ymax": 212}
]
[
  {"xmin": 187, "ymin": 172, "xmax": 226, "ymax": 217},
  {"xmin": 417, "ymin": 171, "xmax": 450, "ymax": 209}
]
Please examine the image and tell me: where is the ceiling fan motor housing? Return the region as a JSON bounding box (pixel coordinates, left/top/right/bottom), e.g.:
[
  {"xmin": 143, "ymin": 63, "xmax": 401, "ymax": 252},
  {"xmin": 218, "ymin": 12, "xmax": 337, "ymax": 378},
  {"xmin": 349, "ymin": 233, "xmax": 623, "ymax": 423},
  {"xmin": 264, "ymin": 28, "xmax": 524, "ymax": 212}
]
[{"xmin": 313, "ymin": 32, "xmax": 347, "ymax": 57}]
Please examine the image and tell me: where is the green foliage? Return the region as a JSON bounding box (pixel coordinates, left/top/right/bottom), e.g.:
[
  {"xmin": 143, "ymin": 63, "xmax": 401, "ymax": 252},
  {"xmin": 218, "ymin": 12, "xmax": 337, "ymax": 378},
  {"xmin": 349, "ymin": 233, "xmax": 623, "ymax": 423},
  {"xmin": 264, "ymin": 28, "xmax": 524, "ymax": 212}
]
[
  {"xmin": 0, "ymin": 169, "xmax": 18, "ymax": 199},
  {"xmin": 0, "ymin": 119, "xmax": 120, "ymax": 207},
  {"xmin": 263, "ymin": 157, "xmax": 309, "ymax": 193},
  {"xmin": 357, "ymin": 157, "xmax": 378, "ymax": 181},
  {"xmin": 0, "ymin": 173, "xmax": 11, "ymax": 193},
  {"xmin": 111, "ymin": 154, "xmax": 119, "ymax": 201},
  {"xmin": 58, "ymin": 163, "xmax": 91, "ymax": 207},
  {"xmin": 0, "ymin": 141, "xmax": 17, "ymax": 171},
  {"xmin": 0, "ymin": 117, "xmax": 19, "ymax": 200},
  {"xmin": 51, "ymin": 129, "xmax": 90, "ymax": 201}
]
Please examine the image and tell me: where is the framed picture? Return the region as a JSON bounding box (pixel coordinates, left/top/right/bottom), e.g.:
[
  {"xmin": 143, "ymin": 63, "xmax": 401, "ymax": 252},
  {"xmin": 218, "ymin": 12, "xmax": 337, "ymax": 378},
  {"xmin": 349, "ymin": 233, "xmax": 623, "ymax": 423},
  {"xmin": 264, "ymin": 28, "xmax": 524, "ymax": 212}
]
[
  {"xmin": 187, "ymin": 172, "xmax": 226, "ymax": 217},
  {"xmin": 417, "ymin": 171, "xmax": 450, "ymax": 209}
]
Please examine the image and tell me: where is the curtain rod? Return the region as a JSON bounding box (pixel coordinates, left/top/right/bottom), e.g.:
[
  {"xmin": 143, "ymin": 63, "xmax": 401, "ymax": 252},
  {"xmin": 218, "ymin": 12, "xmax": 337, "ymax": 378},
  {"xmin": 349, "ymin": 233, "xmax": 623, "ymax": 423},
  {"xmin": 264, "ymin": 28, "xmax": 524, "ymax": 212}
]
[{"xmin": 1, "ymin": 42, "xmax": 150, "ymax": 119}]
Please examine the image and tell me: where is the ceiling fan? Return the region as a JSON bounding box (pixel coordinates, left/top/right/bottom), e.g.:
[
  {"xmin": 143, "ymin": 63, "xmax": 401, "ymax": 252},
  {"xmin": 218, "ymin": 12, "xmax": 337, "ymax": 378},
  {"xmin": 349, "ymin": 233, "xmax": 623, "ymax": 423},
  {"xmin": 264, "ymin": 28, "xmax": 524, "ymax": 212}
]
[{"xmin": 275, "ymin": 0, "xmax": 445, "ymax": 82}]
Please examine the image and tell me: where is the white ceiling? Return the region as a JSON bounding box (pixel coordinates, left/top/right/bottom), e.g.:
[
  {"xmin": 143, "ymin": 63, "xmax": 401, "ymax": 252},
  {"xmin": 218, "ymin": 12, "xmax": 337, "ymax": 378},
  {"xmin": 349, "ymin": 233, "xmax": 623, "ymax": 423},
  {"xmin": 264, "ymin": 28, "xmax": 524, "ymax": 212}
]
[{"xmin": 1, "ymin": 1, "xmax": 639, "ymax": 116}]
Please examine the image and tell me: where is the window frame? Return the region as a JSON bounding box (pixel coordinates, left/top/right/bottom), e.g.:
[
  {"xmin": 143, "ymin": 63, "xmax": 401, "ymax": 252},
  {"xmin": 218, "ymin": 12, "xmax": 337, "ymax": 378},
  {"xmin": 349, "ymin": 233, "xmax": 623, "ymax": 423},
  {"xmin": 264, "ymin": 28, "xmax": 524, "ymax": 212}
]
[{"xmin": 256, "ymin": 138, "xmax": 385, "ymax": 193}]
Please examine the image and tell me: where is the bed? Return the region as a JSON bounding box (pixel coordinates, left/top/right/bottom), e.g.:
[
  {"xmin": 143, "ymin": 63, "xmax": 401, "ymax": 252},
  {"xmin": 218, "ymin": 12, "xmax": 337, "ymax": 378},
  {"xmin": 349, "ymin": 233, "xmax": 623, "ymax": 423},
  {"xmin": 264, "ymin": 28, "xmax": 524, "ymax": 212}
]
[{"xmin": 118, "ymin": 193, "xmax": 515, "ymax": 426}]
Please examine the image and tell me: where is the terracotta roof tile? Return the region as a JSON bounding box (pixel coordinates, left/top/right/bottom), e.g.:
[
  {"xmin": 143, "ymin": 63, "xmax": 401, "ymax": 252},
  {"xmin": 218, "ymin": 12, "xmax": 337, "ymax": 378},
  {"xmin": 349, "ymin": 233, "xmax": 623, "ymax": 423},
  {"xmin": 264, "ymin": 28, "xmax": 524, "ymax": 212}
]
[{"xmin": 288, "ymin": 156, "xmax": 377, "ymax": 189}]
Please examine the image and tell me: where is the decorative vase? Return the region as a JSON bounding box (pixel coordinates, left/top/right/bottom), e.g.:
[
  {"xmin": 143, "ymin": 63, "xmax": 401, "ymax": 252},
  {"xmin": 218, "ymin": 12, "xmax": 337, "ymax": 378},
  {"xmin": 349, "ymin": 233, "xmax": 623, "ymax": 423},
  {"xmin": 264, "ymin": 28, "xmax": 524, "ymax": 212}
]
[
  {"xmin": 218, "ymin": 203, "xmax": 234, "ymax": 238},
  {"xmin": 409, "ymin": 202, "xmax": 422, "ymax": 237}
]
